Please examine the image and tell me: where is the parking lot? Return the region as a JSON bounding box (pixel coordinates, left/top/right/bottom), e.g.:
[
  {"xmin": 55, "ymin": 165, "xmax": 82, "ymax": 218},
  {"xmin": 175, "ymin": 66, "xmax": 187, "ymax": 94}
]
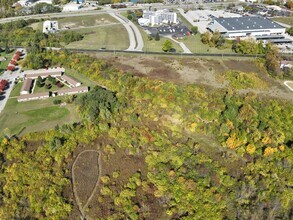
[
  {"xmin": 178, "ymin": 9, "xmax": 241, "ymax": 33},
  {"xmin": 143, "ymin": 22, "xmax": 190, "ymax": 38}
]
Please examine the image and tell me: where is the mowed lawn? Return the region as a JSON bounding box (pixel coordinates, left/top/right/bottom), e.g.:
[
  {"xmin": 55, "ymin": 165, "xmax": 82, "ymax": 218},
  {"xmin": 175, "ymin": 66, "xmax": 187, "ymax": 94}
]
[
  {"xmin": 0, "ymin": 68, "xmax": 97, "ymax": 137},
  {"xmin": 65, "ymin": 25, "xmax": 129, "ymax": 50},
  {"xmin": 138, "ymin": 26, "xmax": 183, "ymax": 53},
  {"xmin": 0, "ymin": 97, "xmax": 80, "ymax": 137},
  {"xmin": 57, "ymin": 14, "xmax": 117, "ymax": 29},
  {"xmin": 177, "ymin": 34, "xmax": 235, "ymax": 54},
  {"xmin": 272, "ymin": 16, "xmax": 293, "ymax": 26}
]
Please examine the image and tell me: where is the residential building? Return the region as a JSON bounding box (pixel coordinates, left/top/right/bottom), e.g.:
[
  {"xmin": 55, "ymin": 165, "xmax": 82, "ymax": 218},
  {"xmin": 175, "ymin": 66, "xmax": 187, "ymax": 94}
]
[
  {"xmin": 138, "ymin": 9, "xmax": 177, "ymax": 26},
  {"xmin": 43, "ymin": 20, "xmax": 59, "ymax": 34},
  {"xmin": 208, "ymin": 16, "xmax": 286, "ymax": 39},
  {"xmin": 25, "ymin": 72, "xmax": 62, "ymax": 79},
  {"xmin": 61, "ymin": 75, "xmax": 81, "ymax": 87},
  {"xmin": 23, "ymin": 67, "xmax": 65, "ymax": 76},
  {"xmin": 20, "ymin": 78, "xmax": 33, "ymax": 95},
  {"xmin": 56, "ymin": 86, "xmax": 88, "ymax": 96},
  {"xmin": 18, "ymin": 92, "xmax": 49, "ymax": 102}
]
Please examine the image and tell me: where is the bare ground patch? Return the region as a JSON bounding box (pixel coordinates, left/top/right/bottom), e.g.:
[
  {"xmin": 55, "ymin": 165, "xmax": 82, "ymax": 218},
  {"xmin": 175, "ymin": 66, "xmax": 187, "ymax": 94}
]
[{"xmin": 91, "ymin": 53, "xmax": 293, "ymax": 101}]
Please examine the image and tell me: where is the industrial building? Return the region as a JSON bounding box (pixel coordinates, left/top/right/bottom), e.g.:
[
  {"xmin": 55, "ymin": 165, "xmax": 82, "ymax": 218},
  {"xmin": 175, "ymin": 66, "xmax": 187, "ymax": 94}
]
[{"xmin": 208, "ymin": 16, "xmax": 286, "ymax": 39}]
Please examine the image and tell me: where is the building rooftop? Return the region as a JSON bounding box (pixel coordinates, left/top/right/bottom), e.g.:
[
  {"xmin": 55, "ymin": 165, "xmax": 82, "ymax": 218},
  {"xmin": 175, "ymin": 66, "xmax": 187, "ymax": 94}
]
[
  {"xmin": 61, "ymin": 75, "xmax": 80, "ymax": 86},
  {"xmin": 55, "ymin": 86, "xmax": 89, "ymax": 94},
  {"xmin": 21, "ymin": 78, "xmax": 33, "ymax": 92},
  {"xmin": 22, "ymin": 67, "xmax": 65, "ymax": 75},
  {"xmin": 215, "ymin": 17, "xmax": 284, "ymax": 31},
  {"xmin": 25, "ymin": 71, "xmax": 62, "ymax": 79},
  {"xmin": 18, "ymin": 92, "xmax": 49, "ymax": 101}
]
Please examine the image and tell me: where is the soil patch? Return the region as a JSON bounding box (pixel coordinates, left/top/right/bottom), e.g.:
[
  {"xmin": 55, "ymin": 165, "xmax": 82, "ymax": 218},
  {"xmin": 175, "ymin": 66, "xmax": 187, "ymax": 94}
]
[
  {"xmin": 223, "ymin": 60, "xmax": 262, "ymax": 74},
  {"xmin": 72, "ymin": 151, "xmax": 100, "ymax": 208}
]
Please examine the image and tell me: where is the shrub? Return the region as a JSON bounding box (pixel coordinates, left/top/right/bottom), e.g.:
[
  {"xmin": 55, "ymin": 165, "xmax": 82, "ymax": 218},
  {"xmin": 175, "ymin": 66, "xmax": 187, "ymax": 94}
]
[{"xmin": 53, "ymin": 99, "xmax": 61, "ymax": 105}]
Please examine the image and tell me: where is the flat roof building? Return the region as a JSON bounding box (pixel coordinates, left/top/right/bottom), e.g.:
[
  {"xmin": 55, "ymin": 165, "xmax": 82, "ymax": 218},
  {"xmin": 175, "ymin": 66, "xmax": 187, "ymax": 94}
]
[
  {"xmin": 43, "ymin": 20, "xmax": 59, "ymax": 34},
  {"xmin": 139, "ymin": 9, "xmax": 177, "ymax": 26},
  {"xmin": 208, "ymin": 16, "xmax": 286, "ymax": 39}
]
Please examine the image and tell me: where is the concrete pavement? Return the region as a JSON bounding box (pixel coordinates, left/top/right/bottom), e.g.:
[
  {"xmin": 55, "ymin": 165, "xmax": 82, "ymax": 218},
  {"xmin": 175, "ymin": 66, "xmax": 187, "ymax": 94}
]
[{"xmin": 166, "ymin": 36, "xmax": 192, "ymax": 54}]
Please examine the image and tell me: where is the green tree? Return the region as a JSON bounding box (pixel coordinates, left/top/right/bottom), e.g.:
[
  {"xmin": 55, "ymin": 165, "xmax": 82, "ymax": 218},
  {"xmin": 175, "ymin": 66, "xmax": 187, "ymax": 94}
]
[
  {"xmin": 286, "ymin": 27, "xmax": 293, "ymax": 36},
  {"xmin": 201, "ymin": 31, "xmax": 211, "ymax": 44},
  {"xmin": 162, "ymin": 39, "xmax": 173, "ymax": 52},
  {"xmin": 155, "ymin": 32, "xmax": 160, "ymax": 41},
  {"xmin": 191, "ymin": 26, "xmax": 198, "ymax": 35}
]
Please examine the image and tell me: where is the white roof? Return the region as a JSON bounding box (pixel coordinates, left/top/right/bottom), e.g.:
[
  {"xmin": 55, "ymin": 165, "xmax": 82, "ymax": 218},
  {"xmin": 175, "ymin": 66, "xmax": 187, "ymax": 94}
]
[{"xmin": 63, "ymin": 3, "xmax": 81, "ymax": 11}]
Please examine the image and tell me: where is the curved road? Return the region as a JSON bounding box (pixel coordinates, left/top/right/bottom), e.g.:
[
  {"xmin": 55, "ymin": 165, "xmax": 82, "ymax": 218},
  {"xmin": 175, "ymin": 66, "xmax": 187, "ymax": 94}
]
[{"xmin": 110, "ymin": 12, "xmax": 144, "ymax": 51}]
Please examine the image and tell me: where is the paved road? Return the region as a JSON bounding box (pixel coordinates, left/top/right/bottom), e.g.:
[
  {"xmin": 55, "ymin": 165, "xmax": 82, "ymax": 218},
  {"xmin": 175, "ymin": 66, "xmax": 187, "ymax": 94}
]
[
  {"xmin": 109, "ymin": 12, "xmax": 137, "ymax": 51},
  {"xmin": 0, "ymin": 2, "xmax": 235, "ymax": 24},
  {"xmin": 0, "ymin": 49, "xmax": 26, "ymax": 113},
  {"xmin": 166, "ymin": 36, "xmax": 192, "ymax": 54},
  {"xmin": 110, "ymin": 12, "xmax": 144, "ymax": 51}
]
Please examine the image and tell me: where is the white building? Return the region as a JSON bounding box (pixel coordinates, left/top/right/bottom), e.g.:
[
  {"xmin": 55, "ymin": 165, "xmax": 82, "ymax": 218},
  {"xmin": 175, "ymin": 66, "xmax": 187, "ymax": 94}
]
[
  {"xmin": 62, "ymin": 3, "xmax": 82, "ymax": 12},
  {"xmin": 37, "ymin": 0, "xmax": 52, "ymax": 4},
  {"xmin": 208, "ymin": 17, "xmax": 286, "ymax": 39},
  {"xmin": 138, "ymin": 9, "xmax": 177, "ymax": 26},
  {"xmin": 43, "ymin": 20, "xmax": 59, "ymax": 34},
  {"xmin": 13, "ymin": 0, "xmax": 33, "ymax": 7}
]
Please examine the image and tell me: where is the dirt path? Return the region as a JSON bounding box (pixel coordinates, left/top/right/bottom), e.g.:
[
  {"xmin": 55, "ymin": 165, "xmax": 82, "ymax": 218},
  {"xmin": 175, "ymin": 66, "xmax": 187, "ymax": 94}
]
[{"xmin": 72, "ymin": 150, "xmax": 102, "ymax": 220}]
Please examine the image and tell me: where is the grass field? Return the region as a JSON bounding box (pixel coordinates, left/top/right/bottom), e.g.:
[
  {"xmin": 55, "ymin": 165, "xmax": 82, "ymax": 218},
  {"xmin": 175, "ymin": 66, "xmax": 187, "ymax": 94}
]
[
  {"xmin": 272, "ymin": 16, "xmax": 293, "ymax": 26},
  {"xmin": 138, "ymin": 25, "xmax": 184, "ymax": 53},
  {"xmin": 33, "ymin": 81, "xmax": 61, "ymax": 93},
  {"xmin": 0, "ymin": 96, "xmax": 80, "ymax": 137},
  {"xmin": 0, "ymin": 68, "xmax": 97, "ymax": 136},
  {"xmin": 0, "ymin": 51, "xmax": 14, "ymax": 75},
  {"xmin": 57, "ymin": 14, "xmax": 117, "ymax": 29},
  {"xmin": 9, "ymin": 82, "xmax": 22, "ymax": 97},
  {"xmin": 29, "ymin": 14, "xmax": 129, "ymax": 50},
  {"xmin": 177, "ymin": 34, "xmax": 235, "ymax": 54},
  {"xmin": 65, "ymin": 25, "xmax": 129, "ymax": 50}
]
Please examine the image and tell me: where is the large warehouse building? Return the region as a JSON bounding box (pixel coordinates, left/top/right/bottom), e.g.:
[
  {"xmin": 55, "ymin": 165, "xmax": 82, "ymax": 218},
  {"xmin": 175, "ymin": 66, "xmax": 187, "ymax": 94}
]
[{"xmin": 208, "ymin": 16, "xmax": 286, "ymax": 39}]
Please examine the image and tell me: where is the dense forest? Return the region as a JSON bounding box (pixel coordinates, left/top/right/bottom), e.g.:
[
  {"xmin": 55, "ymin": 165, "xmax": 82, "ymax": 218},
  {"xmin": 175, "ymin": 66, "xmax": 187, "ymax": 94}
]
[{"xmin": 0, "ymin": 50, "xmax": 292, "ymax": 219}]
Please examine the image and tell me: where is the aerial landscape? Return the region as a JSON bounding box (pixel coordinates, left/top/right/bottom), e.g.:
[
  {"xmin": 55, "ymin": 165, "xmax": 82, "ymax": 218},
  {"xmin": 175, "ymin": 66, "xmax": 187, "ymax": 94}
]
[{"xmin": 0, "ymin": 0, "xmax": 292, "ymax": 219}]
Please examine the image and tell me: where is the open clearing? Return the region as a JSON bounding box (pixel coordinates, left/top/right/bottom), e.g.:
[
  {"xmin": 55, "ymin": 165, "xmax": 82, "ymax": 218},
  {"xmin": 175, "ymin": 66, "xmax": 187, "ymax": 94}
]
[
  {"xmin": 30, "ymin": 14, "xmax": 129, "ymax": 50},
  {"xmin": 177, "ymin": 34, "xmax": 235, "ymax": 54},
  {"xmin": 0, "ymin": 93, "xmax": 80, "ymax": 137},
  {"xmin": 95, "ymin": 53, "xmax": 293, "ymax": 101},
  {"xmin": 65, "ymin": 25, "xmax": 129, "ymax": 50},
  {"xmin": 0, "ymin": 68, "xmax": 94, "ymax": 137},
  {"xmin": 66, "ymin": 142, "xmax": 165, "ymax": 219},
  {"xmin": 58, "ymin": 14, "xmax": 117, "ymax": 29},
  {"xmin": 72, "ymin": 150, "xmax": 101, "ymax": 219}
]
